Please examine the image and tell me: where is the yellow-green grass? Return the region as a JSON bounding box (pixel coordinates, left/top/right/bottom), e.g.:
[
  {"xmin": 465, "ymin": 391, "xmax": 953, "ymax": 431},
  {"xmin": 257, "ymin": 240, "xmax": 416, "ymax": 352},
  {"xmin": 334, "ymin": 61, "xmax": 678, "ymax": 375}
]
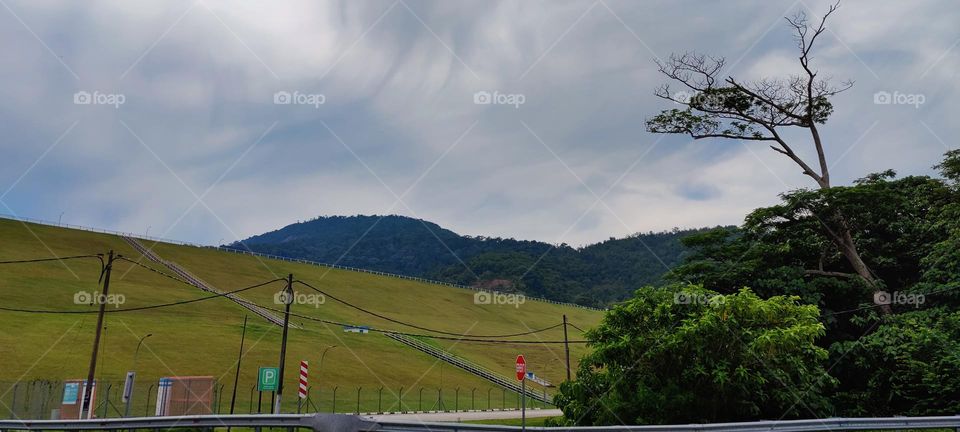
[{"xmin": 0, "ymin": 218, "xmax": 601, "ymax": 416}]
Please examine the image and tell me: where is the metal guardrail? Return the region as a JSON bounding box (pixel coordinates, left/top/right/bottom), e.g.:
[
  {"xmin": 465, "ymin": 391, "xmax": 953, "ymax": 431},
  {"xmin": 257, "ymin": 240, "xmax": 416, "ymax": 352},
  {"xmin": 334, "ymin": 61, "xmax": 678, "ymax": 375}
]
[
  {"xmin": 3, "ymin": 414, "xmax": 960, "ymax": 432},
  {"xmin": 0, "ymin": 214, "xmax": 601, "ymax": 312}
]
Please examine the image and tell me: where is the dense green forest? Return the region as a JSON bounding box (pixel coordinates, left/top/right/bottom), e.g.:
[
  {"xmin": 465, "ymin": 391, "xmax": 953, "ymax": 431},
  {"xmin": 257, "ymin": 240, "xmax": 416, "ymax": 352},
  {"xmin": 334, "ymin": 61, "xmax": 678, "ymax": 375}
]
[
  {"xmin": 234, "ymin": 215, "xmax": 717, "ymax": 306},
  {"xmin": 555, "ymin": 151, "xmax": 960, "ymax": 423}
]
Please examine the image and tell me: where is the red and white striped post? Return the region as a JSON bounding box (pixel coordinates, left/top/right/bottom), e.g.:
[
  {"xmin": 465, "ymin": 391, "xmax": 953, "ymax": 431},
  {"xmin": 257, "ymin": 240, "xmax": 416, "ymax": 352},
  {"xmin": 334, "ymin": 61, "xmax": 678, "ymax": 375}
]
[{"xmin": 297, "ymin": 360, "xmax": 308, "ymax": 412}]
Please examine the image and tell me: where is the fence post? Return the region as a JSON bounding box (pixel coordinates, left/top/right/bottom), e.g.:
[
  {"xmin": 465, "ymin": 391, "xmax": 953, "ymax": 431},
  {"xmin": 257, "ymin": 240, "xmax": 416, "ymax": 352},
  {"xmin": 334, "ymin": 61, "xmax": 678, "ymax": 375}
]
[
  {"xmin": 377, "ymin": 387, "xmax": 383, "ymax": 414},
  {"xmin": 146, "ymin": 384, "xmax": 155, "ymax": 417},
  {"xmin": 355, "ymin": 387, "xmax": 361, "ymax": 414},
  {"xmin": 332, "ymin": 386, "xmax": 338, "ymax": 413},
  {"xmin": 455, "ymin": 387, "xmax": 460, "ymax": 412},
  {"xmin": 418, "ymin": 388, "xmax": 424, "ymax": 412},
  {"xmin": 487, "ymin": 388, "xmax": 493, "ymax": 411},
  {"xmin": 11, "ymin": 383, "xmax": 19, "ymax": 419},
  {"xmin": 398, "ymin": 386, "xmax": 403, "ymax": 413}
]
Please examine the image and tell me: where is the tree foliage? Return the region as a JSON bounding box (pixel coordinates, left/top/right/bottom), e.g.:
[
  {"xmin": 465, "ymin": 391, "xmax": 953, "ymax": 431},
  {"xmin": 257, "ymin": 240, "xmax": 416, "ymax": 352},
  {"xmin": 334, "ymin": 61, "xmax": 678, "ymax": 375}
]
[{"xmin": 554, "ymin": 285, "xmax": 832, "ymax": 425}]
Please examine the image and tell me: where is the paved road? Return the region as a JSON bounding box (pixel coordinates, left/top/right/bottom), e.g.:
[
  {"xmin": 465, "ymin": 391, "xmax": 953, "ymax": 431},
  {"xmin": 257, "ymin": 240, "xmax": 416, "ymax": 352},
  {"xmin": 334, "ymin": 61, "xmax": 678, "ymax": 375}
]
[{"xmin": 367, "ymin": 409, "xmax": 563, "ymax": 422}]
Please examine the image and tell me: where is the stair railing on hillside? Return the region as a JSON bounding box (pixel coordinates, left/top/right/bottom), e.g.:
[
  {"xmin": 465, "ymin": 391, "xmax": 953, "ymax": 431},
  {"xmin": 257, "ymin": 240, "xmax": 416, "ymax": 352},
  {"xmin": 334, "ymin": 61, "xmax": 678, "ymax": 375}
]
[
  {"xmin": 2, "ymin": 214, "xmax": 601, "ymax": 312},
  {"xmin": 383, "ymin": 333, "xmax": 551, "ymax": 404},
  {"xmin": 121, "ymin": 236, "xmax": 288, "ymax": 327}
]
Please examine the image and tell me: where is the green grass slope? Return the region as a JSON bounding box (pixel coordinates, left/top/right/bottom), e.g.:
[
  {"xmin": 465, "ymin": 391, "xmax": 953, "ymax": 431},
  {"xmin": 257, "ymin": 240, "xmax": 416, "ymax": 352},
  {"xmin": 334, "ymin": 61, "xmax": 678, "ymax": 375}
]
[{"xmin": 0, "ymin": 218, "xmax": 601, "ymax": 417}]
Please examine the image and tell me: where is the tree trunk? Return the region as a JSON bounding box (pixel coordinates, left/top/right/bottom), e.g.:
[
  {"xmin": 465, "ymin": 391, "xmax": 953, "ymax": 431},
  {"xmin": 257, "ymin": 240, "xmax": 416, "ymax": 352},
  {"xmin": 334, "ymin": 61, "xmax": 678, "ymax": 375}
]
[{"xmin": 834, "ymin": 224, "xmax": 893, "ymax": 315}]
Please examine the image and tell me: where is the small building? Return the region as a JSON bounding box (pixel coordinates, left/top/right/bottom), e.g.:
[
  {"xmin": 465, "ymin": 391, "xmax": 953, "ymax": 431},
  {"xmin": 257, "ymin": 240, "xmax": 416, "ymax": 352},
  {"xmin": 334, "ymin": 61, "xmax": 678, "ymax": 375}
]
[
  {"xmin": 343, "ymin": 325, "xmax": 369, "ymax": 334},
  {"xmin": 60, "ymin": 379, "xmax": 96, "ymax": 419},
  {"xmin": 155, "ymin": 376, "xmax": 215, "ymax": 416}
]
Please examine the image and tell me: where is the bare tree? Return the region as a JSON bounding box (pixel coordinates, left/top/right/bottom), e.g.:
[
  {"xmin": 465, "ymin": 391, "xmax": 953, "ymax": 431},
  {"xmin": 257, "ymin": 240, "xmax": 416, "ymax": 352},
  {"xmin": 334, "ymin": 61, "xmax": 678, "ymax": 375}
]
[{"xmin": 646, "ymin": 2, "xmax": 888, "ymax": 311}]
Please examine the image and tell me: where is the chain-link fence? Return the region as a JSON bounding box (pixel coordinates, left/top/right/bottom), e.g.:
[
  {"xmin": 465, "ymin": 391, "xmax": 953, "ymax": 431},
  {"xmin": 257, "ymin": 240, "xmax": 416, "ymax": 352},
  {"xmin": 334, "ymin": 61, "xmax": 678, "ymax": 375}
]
[{"xmin": 1, "ymin": 380, "xmax": 552, "ymax": 419}]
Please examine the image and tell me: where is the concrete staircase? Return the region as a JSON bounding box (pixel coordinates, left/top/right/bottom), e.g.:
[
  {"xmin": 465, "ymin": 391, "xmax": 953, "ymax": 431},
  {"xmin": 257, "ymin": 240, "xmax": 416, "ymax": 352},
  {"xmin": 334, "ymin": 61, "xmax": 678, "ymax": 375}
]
[
  {"xmin": 121, "ymin": 236, "xmax": 287, "ymax": 327},
  {"xmin": 384, "ymin": 333, "xmax": 551, "ymax": 404}
]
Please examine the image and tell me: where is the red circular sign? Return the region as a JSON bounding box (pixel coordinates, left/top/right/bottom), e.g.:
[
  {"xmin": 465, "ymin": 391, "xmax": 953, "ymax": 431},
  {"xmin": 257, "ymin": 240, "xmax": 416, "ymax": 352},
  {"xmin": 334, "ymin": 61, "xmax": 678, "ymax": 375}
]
[{"xmin": 516, "ymin": 355, "xmax": 526, "ymax": 381}]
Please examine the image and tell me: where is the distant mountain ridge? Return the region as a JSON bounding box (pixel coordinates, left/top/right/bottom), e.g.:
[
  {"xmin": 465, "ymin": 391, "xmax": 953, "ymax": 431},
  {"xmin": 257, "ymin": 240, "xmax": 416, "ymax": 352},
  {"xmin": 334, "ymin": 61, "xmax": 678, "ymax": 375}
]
[{"xmin": 235, "ymin": 215, "xmax": 723, "ymax": 306}]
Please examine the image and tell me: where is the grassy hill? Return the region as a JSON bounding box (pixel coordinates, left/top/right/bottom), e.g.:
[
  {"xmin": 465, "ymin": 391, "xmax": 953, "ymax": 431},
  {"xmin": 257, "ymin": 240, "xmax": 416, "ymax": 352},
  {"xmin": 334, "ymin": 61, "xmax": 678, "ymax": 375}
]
[{"xmin": 0, "ymin": 218, "xmax": 602, "ymax": 418}]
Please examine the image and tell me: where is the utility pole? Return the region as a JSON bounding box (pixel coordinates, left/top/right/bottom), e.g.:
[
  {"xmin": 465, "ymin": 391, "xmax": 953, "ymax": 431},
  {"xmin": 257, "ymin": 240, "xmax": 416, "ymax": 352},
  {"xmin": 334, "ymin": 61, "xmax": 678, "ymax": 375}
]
[
  {"xmin": 229, "ymin": 315, "xmax": 248, "ymax": 414},
  {"xmin": 273, "ymin": 274, "xmax": 294, "ymax": 414},
  {"xmin": 81, "ymin": 250, "xmax": 115, "ymax": 419},
  {"xmin": 562, "ymin": 314, "xmax": 571, "ymax": 382}
]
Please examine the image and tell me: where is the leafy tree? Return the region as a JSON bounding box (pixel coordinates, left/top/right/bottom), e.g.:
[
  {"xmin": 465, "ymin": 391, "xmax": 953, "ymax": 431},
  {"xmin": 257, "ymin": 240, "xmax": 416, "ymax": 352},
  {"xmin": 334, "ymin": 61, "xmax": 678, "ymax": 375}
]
[
  {"xmin": 664, "ymin": 152, "xmax": 960, "ymax": 417},
  {"xmin": 645, "ymin": 2, "xmax": 889, "ymax": 310},
  {"xmin": 831, "ymin": 308, "xmax": 960, "ymax": 416},
  {"xmin": 554, "ymin": 284, "xmax": 832, "ymax": 425}
]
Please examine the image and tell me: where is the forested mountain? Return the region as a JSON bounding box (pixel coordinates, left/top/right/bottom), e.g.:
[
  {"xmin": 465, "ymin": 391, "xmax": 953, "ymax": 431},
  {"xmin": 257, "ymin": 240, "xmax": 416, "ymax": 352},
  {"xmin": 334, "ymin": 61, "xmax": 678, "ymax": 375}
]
[{"xmin": 233, "ymin": 215, "xmax": 718, "ymax": 306}]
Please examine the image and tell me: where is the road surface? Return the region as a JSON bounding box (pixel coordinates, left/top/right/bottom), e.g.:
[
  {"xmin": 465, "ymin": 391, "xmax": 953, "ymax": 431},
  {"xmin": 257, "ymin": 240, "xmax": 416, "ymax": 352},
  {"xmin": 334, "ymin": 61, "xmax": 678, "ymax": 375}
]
[{"xmin": 367, "ymin": 409, "xmax": 562, "ymax": 422}]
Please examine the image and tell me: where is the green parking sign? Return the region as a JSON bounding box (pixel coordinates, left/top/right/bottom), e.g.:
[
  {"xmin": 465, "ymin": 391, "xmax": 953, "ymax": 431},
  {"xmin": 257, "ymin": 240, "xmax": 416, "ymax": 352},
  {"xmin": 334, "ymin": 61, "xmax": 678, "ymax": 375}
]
[{"xmin": 258, "ymin": 367, "xmax": 279, "ymax": 391}]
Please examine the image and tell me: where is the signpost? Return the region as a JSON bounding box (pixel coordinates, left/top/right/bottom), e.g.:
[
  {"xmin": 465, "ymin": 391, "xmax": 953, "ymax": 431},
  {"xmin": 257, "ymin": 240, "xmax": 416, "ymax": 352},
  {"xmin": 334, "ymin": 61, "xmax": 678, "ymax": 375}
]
[
  {"xmin": 259, "ymin": 367, "xmax": 279, "ymax": 392},
  {"xmin": 516, "ymin": 355, "xmax": 526, "ymax": 432},
  {"xmin": 122, "ymin": 371, "xmax": 136, "ymax": 417}
]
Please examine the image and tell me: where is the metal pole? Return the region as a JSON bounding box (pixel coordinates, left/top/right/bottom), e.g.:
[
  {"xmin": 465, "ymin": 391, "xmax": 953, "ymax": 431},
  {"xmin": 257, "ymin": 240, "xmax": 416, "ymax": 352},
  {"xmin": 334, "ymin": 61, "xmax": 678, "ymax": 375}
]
[
  {"xmin": 229, "ymin": 316, "xmax": 248, "ymax": 415},
  {"xmin": 145, "ymin": 384, "xmax": 154, "ymax": 417},
  {"xmin": 398, "ymin": 387, "xmax": 403, "ymax": 413},
  {"xmin": 355, "ymin": 387, "xmax": 361, "ymax": 414},
  {"xmin": 332, "ymin": 386, "xmax": 337, "ymax": 413},
  {"xmin": 378, "ymin": 387, "xmax": 382, "ymax": 413},
  {"xmin": 82, "ymin": 250, "xmax": 115, "ymax": 419},
  {"xmin": 125, "ymin": 333, "xmax": 152, "ymax": 417},
  {"xmin": 273, "ymin": 274, "xmax": 294, "ymax": 414},
  {"xmin": 563, "ymin": 314, "xmax": 571, "ymax": 382},
  {"xmin": 521, "ymin": 379, "xmax": 526, "ymax": 432}
]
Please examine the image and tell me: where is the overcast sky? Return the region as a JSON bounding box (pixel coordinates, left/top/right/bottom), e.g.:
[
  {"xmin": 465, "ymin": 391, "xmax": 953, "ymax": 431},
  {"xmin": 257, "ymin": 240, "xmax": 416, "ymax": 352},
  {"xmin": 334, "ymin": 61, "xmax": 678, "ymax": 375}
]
[{"xmin": 0, "ymin": 0, "xmax": 956, "ymax": 247}]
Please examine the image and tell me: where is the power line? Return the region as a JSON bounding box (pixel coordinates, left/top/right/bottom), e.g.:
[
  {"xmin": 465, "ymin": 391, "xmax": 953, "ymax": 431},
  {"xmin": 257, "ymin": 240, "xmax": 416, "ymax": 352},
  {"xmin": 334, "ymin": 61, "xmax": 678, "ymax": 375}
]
[
  {"xmin": 0, "ymin": 254, "xmax": 102, "ymax": 265},
  {"xmin": 229, "ymin": 296, "xmax": 588, "ymax": 344},
  {"xmin": 116, "ymin": 256, "xmax": 194, "ymax": 286},
  {"xmin": 295, "ymin": 279, "xmax": 563, "ymax": 338},
  {"xmin": 0, "ymin": 278, "xmax": 285, "ymax": 314}
]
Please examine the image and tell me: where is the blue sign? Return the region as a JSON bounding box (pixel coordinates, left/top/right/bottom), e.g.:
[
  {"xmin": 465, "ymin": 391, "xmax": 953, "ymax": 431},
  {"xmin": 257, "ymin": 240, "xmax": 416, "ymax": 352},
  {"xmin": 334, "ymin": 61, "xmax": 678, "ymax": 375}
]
[{"xmin": 63, "ymin": 382, "xmax": 79, "ymax": 405}]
